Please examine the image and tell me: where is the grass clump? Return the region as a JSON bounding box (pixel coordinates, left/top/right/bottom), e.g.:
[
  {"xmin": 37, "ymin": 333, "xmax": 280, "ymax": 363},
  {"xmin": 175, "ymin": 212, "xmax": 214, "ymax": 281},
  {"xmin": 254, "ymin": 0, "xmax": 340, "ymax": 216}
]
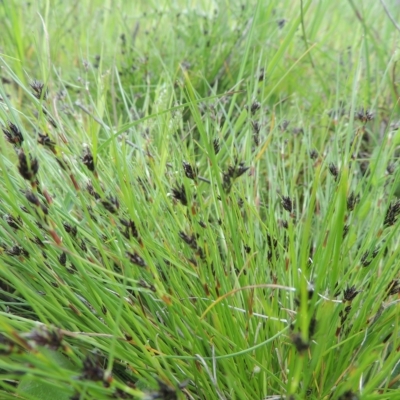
[{"xmin": 1, "ymin": 0, "xmax": 400, "ymax": 399}]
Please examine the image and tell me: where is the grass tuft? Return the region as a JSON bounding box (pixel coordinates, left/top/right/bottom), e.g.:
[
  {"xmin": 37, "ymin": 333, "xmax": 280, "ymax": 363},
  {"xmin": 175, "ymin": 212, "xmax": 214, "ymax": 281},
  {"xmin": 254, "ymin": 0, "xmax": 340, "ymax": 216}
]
[{"xmin": 1, "ymin": 1, "xmax": 400, "ymax": 399}]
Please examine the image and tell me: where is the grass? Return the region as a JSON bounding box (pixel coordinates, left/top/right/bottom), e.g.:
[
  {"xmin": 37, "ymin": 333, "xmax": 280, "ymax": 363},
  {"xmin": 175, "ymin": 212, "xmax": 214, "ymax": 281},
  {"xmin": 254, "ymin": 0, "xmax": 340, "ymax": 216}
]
[{"xmin": 0, "ymin": 0, "xmax": 400, "ymax": 399}]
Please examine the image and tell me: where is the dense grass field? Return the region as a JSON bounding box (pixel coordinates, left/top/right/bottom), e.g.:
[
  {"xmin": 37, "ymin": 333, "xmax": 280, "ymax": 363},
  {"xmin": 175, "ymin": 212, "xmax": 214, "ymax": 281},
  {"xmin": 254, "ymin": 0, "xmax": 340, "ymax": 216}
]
[{"xmin": 1, "ymin": 0, "xmax": 400, "ymax": 399}]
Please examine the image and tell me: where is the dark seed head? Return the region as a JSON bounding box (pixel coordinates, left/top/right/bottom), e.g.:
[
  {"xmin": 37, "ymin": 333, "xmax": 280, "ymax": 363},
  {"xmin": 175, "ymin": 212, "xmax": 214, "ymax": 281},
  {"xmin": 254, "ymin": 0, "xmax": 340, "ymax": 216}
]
[
  {"xmin": 30, "ymin": 80, "xmax": 46, "ymax": 100},
  {"xmin": 291, "ymin": 333, "xmax": 309, "ymax": 353},
  {"xmin": 25, "ymin": 191, "xmax": 40, "ymax": 206},
  {"xmin": 338, "ymin": 390, "xmax": 359, "ymax": 400},
  {"xmin": 252, "ymin": 122, "xmax": 261, "ymax": 146},
  {"xmin": 277, "ymin": 19, "xmax": 287, "ymax": 28},
  {"xmin": 280, "ymin": 219, "xmax": 289, "ymax": 229},
  {"xmin": 182, "ymin": 161, "xmax": 197, "ymax": 180},
  {"xmin": 280, "ymin": 120, "xmax": 290, "ymax": 131},
  {"xmin": 251, "ymin": 120, "xmax": 261, "ymax": 134},
  {"xmin": 26, "ymin": 327, "xmax": 63, "ymax": 350},
  {"xmin": 347, "ymin": 192, "xmax": 360, "ymax": 211},
  {"xmin": 4, "ymin": 214, "xmax": 22, "ymax": 230},
  {"xmin": 81, "ymin": 354, "xmax": 104, "ymax": 382},
  {"xmin": 18, "ymin": 149, "xmax": 39, "ymax": 181},
  {"xmin": 2, "ymin": 121, "xmax": 24, "ymax": 146},
  {"xmin": 6, "ymin": 245, "xmax": 28, "ymax": 257},
  {"xmin": 86, "ymin": 181, "xmax": 101, "ymax": 200},
  {"xmin": 20, "ymin": 205, "xmax": 30, "ymax": 213},
  {"xmin": 258, "ymin": 68, "xmax": 265, "ymax": 82},
  {"xmin": 150, "ymin": 378, "xmax": 178, "ymax": 400},
  {"xmin": 58, "ymin": 252, "xmax": 67, "ymax": 266},
  {"xmin": 266, "ymin": 234, "xmax": 278, "ymax": 251},
  {"xmin": 328, "ymin": 162, "xmax": 339, "ymax": 180},
  {"xmin": 6, "ymin": 245, "xmax": 22, "ymax": 256},
  {"xmin": 120, "ymin": 218, "xmax": 139, "ymax": 239},
  {"xmin": 196, "ymin": 246, "xmax": 205, "ymax": 260},
  {"xmin": 222, "ymin": 173, "xmax": 233, "ymax": 193},
  {"xmin": 343, "ymin": 285, "xmax": 359, "ymax": 302},
  {"xmin": 360, "ymin": 251, "xmax": 371, "ymax": 267},
  {"xmin": 63, "ymin": 222, "xmax": 77, "ymax": 237},
  {"xmin": 67, "ymin": 264, "xmax": 77, "ymax": 274},
  {"xmin": 384, "ymin": 200, "xmax": 400, "ymax": 227},
  {"xmin": 339, "ymin": 311, "xmax": 346, "ymax": 324},
  {"xmin": 223, "ymin": 160, "xmax": 249, "ymax": 193},
  {"xmin": 250, "ymin": 101, "xmax": 261, "ymax": 115},
  {"xmin": 178, "ymin": 231, "xmax": 198, "ymax": 250},
  {"xmin": 101, "ymin": 200, "xmax": 114, "ymax": 213},
  {"xmin": 309, "ymin": 315, "xmax": 317, "ymax": 338},
  {"xmin": 309, "ymin": 149, "xmax": 318, "ymax": 160},
  {"xmin": 361, "ymin": 248, "xmax": 378, "ymax": 267},
  {"xmin": 38, "ymin": 203, "xmax": 48, "ymax": 215},
  {"xmin": 386, "ymin": 279, "xmax": 400, "ymax": 297},
  {"xmin": 281, "ymin": 196, "xmax": 293, "ymax": 213},
  {"xmin": 228, "ymin": 162, "xmax": 249, "ymax": 179},
  {"xmin": 38, "ymin": 133, "xmax": 56, "ymax": 151},
  {"xmin": 101, "ymin": 196, "xmax": 119, "ymax": 214},
  {"xmin": 82, "ymin": 147, "xmax": 95, "ymax": 172},
  {"xmin": 139, "ymin": 279, "xmax": 156, "ymax": 292},
  {"xmin": 126, "ymin": 251, "xmax": 146, "ymax": 267},
  {"xmin": 80, "ymin": 239, "xmax": 87, "ymax": 253},
  {"xmin": 171, "ymin": 184, "xmax": 187, "ymax": 206},
  {"xmin": 355, "ymin": 108, "xmax": 374, "ymax": 123},
  {"xmin": 387, "ymin": 163, "xmax": 395, "ymax": 175},
  {"xmin": 342, "ymin": 224, "xmax": 349, "ymax": 239}
]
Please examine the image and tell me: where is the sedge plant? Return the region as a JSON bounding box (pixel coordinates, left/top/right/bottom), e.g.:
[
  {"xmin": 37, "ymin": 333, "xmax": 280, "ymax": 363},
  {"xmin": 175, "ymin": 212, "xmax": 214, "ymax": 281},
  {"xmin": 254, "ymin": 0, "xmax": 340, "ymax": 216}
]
[{"xmin": 0, "ymin": 0, "xmax": 400, "ymax": 399}]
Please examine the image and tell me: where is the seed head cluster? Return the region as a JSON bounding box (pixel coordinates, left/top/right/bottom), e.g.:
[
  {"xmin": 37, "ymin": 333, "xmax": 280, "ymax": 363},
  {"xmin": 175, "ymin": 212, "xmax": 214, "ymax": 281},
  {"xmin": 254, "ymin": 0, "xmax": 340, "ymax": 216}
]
[
  {"xmin": 2, "ymin": 121, "xmax": 24, "ymax": 146},
  {"xmin": 384, "ymin": 200, "xmax": 400, "ymax": 226},
  {"xmin": 18, "ymin": 149, "xmax": 39, "ymax": 181}
]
